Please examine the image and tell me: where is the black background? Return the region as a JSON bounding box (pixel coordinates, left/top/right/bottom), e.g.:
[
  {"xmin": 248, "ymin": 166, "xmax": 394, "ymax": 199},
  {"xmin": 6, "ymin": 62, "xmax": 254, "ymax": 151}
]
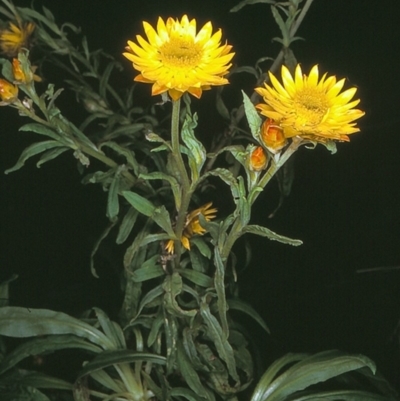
[{"xmin": 1, "ymin": 0, "xmax": 400, "ymax": 392}]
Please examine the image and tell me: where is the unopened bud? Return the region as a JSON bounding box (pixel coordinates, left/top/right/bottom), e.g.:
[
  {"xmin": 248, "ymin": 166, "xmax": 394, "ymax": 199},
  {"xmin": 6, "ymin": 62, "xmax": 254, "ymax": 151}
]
[{"xmin": 261, "ymin": 118, "xmax": 287, "ymax": 153}]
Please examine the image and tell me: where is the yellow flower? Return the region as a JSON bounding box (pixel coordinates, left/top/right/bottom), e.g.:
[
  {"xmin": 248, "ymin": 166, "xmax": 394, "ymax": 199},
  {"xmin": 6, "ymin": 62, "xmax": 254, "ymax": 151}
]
[
  {"xmin": 0, "ymin": 21, "xmax": 35, "ymax": 57},
  {"xmin": 0, "ymin": 78, "xmax": 18, "ymax": 103},
  {"xmin": 165, "ymin": 202, "xmax": 217, "ymax": 254},
  {"xmin": 123, "ymin": 15, "xmax": 234, "ymax": 101},
  {"xmin": 255, "ymin": 64, "xmax": 365, "ymax": 142},
  {"xmin": 249, "ymin": 146, "xmax": 268, "ymax": 171}
]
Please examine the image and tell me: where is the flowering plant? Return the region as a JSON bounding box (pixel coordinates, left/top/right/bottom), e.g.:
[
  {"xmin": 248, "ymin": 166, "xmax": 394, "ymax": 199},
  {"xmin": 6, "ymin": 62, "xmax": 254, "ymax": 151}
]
[{"xmin": 0, "ymin": 0, "xmax": 397, "ymax": 400}]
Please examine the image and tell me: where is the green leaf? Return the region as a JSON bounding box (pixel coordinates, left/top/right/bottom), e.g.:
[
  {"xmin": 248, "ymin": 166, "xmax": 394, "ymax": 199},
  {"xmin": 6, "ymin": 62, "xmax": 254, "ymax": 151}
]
[
  {"xmin": 17, "ymin": 371, "xmax": 73, "ymax": 391},
  {"xmin": 176, "ymin": 268, "xmax": 213, "ymax": 288},
  {"xmin": 132, "ymin": 285, "xmax": 164, "ymax": 322},
  {"xmin": 77, "ymin": 350, "xmax": 166, "ymax": 379},
  {"xmin": 0, "ymin": 307, "xmax": 115, "ymax": 350},
  {"xmin": 5, "ymin": 141, "xmax": 65, "ymax": 174},
  {"xmin": 19, "ymin": 123, "xmax": 62, "ymax": 141},
  {"xmin": 292, "ymin": 390, "xmax": 392, "ymax": 401},
  {"xmin": 116, "ymin": 207, "xmax": 139, "ymax": 244},
  {"xmin": 271, "ymin": 5, "xmax": 291, "ymax": 47},
  {"xmin": 230, "ymin": 0, "xmax": 276, "ymax": 12},
  {"xmin": 139, "ymin": 171, "xmax": 181, "ymax": 210},
  {"xmin": 0, "ymin": 334, "xmax": 101, "ymax": 375},
  {"xmin": 106, "ymin": 169, "xmax": 120, "ymax": 221},
  {"xmin": 170, "ymin": 387, "xmax": 208, "ymax": 401},
  {"xmin": 214, "ymin": 248, "xmax": 229, "ymax": 337},
  {"xmin": 216, "ymin": 87, "xmax": 230, "ymax": 120},
  {"xmin": 200, "ymin": 301, "xmax": 239, "ymax": 382},
  {"xmin": 36, "ymin": 146, "xmax": 70, "ymax": 167},
  {"xmin": 0, "ymin": 57, "xmax": 13, "ymax": 81},
  {"xmin": 163, "ymin": 273, "xmax": 197, "ymax": 318},
  {"xmin": 191, "ymin": 237, "xmax": 212, "ymax": 259},
  {"xmin": 93, "ymin": 308, "xmax": 126, "ymax": 349},
  {"xmin": 241, "ymin": 224, "xmax": 302, "ymax": 246},
  {"xmin": 91, "ymin": 220, "xmax": 118, "ymax": 278},
  {"xmin": 177, "ymin": 342, "xmax": 209, "ymax": 399},
  {"xmin": 251, "ymin": 353, "xmax": 308, "ymax": 401},
  {"xmin": 122, "ymin": 191, "xmax": 176, "ymax": 238},
  {"xmin": 101, "ymin": 141, "xmax": 141, "ymax": 175},
  {"xmin": 227, "ymin": 299, "xmax": 270, "ymax": 334},
  {"xmin": 252, "ymin": 351, "xmax": 377, "ymax": 401},
  {"xmin": 181, "ymin": 111, "xmax": 206, "ymax": 183},
  {"xmin": 147, "ymin": 309, "xmax": 164, "ymax": 347},
  {"xmin": 242, "ymin": 90, "xmax": 262, "ymax": 142},
  {"xmin": 132, "ymin": 264, "xmax": 164, "ymax": 283}
]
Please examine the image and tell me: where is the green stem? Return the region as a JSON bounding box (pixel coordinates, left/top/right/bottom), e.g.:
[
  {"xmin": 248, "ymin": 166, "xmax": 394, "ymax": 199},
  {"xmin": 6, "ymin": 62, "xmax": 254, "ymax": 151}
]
[
  {"xmin": 170, "ymin": 99, "xmax": 191, "ymax": 265},
  {"xmin": 250, "ymin": 136, "xmax": 302, "ymax": 205},
  {"xmin": 221, "ymin": 137, "xmax": 302, "ymax": 260}
]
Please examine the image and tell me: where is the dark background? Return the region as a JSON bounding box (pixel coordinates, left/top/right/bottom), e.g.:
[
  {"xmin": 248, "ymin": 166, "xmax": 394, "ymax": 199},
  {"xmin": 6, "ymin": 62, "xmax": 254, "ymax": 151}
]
[{"xmin": 1, "ymin": 0, "xmax": 400, "ymax": 392}]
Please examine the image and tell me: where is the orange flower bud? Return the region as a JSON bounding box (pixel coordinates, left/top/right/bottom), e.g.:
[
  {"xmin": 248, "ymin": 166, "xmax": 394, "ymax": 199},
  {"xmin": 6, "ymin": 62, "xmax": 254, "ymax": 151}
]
[
  {"xmin": 12, "ymin": 58, "xmax": 25, "ymax": 82},
  {"xmin": 0, "ymin": 78, "xmax": 18, "ymax": 103},
  {"xmin": 249, "ymin": 146, "xmax": 268, "ymax": 171},
  {"xmin": 261, "ymin": 118, "xmax": 287, "ymax": 153},
  {"xmin": 12, "ymin": 58, "xmax": 35, "ymax": 83}
]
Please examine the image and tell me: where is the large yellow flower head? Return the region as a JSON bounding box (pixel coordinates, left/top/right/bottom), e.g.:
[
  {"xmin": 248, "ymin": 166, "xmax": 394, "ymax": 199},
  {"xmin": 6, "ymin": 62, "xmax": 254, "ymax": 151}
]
[
  {"xmin": 123, "ymin": 15, "xmax": 234, "ymax": 101},
  {"xmin": 0, "ymin": 21, "xmax": 35, "ymax": 57},
  {"xmin": 255, "ymin": 64, "xmax": 365, "ymax": 142}
]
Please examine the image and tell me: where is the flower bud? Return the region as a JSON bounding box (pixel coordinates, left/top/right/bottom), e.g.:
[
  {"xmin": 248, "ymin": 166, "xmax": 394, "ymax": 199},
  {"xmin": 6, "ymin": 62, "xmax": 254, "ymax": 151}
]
[
  {"xmin": 0, "ymin": 78, "xmax": 18, "ymax": 103},
  {"xmin": 249, "ymin": 146, "xmax": 268, "ymax": 171},
  {"xmin": 261, "ymin": 118, "xmax": 287, "ymax": 153}
]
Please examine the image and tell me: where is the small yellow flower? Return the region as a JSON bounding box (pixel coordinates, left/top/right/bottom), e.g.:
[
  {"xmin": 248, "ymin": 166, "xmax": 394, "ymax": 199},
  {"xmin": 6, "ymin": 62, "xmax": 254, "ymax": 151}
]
[
  {"xmin": 0, "ymin": 21, "xmax": 35, "ymax": 57},
  {"xmin": 255, "ymin": 64, "xmax": 365, "ymax": 142},
  {"xmin": 165, "ymin": 202, "xmax": 217, "ymax": 254},
  {"xmin": 123, "ymin": 15, "xmax": 234, "ymax": 101},
  {"xmin": 0, "ymin": 78, "xmax": 18, "ymax": 104},
  {"xmin": 260, "ymin": 119, "xmax": 287, "ymax": 153},
  {"xmin": 249, "ymin": 146, "xmax": 268, "ymax": 171}
]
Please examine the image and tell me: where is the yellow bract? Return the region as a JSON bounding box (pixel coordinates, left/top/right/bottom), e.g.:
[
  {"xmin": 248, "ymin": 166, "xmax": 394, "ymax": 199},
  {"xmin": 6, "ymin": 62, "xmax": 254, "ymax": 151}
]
[
  {"xmin": 0, "ymin": 21, "xmax": 35, "ymax": 57},
  {"xmin": 256, "ymin": 64, "xmax": 365, "ymax": 142},
  {"xmin": 165, "ymin": 202, "xmax": 217, "ymax": 254},
  {"xmin": 123, "ymin": 15, "xmax": 234, "ymax": 101}
]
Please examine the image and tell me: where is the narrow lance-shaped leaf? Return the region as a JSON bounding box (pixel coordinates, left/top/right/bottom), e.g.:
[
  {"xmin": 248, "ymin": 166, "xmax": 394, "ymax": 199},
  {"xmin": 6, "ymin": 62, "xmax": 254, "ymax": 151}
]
[
  {"xmin": 19, "ymin": 122, "xmax": 62, "ymax": 141},
  {"xmin": 139, "ymin": 171, "xmax": 181, "ymax": 210},
  {"xmin": 214, "ymin": 248, "xmax": 229, "ymax": 337},
  {"xmin": 0, "ymin": 307, "xmax": 115, "ymax": 350},
  {"xmin": 76, "ymin": 350, "xmax": 166, "ymax": 380},
  {"xmin": 106, "ymin": 169, "xmax": 121, "ymax": 221},
  {"xmin": 241, "ymin": 224, "xmax": 302, "ymax": 246},
  {"xmin": 101, "ymin": 141, "xmax": 141, "ymax": 175},
  {"xmin": 91, "ymin": 220, "xmax": 118, "ymax": 278},
  {"xmin": 163, "ymin": 272, "xmax": 197, "ymax": 318},
  {"xmin": 230, "ymin": 0, "xmax": 276, "ymax": 13},
  {"xmin": 181, "ymin": 111, "xmax": 206, "ymax": 183},
  {"xmin": 116, "ymin": 207, "xmax": 139, "ymax": 244},
  {"xmin": 200, "ymin": 300, "xmax": 239, "ymax": 382},
  {"xmin": 122, "ymin": 191, "xmax": 176, "ymax": 238},
  {"xmin": 242, "ymin": 90, "xmax": 262, "ymax": 142},
  {"xmin": 227, "ymin": 298, "xmax": 270, "ymax": 334},
  {"xmin": 36, "ymin": 146, "xmax": 70, "ymax": 167},
  {"xmin": 177, "ymin": 341, "xmax": 210, "ymax": 399},
  {"xmin": 0, "ymin": 334, "xmax": 102, "ymax": 376},
  {"xmin": 5, "ymin": 141, "xmax": 66, "ymax": 174}
]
